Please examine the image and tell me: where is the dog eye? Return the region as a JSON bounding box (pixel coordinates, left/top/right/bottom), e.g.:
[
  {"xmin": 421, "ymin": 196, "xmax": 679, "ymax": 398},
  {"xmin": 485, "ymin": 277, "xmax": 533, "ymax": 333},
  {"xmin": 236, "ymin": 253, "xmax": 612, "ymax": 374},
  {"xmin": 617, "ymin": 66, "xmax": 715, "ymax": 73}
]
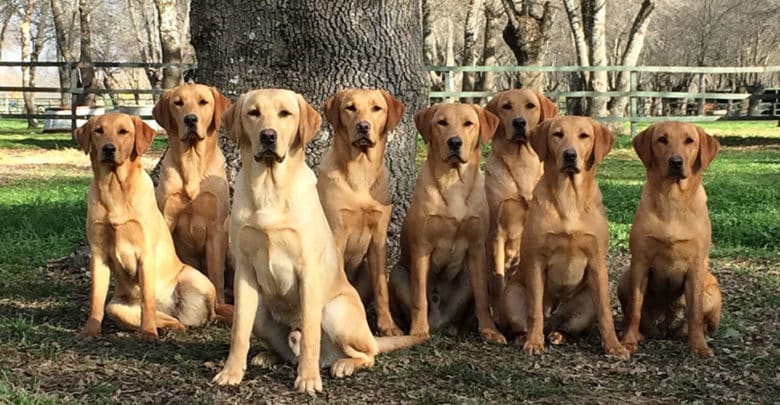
[
  {"xmin": 118, "ymin": 128, "xmax": 129, "ymax": 135},
  {"xmin": 95, "ymin": 127, "xmax": 104, "ymax": 134},
  {"xmin": 198, "ymin": 99, "xmax": 208, "ymax": 106},
  {"xmin": 279, "ymin": 110, "xmax": 292, "ymax": 117},
  {"xmin": 173, "ymin": 100, "xmax": 184, "ymax": 107},
  {"xmin": 372, "ymin": 105, "xmax": 382, "ymax": 112},
  {"xmin": 463, "ymin": 121, "xmax": 474, "ymax": 127},
  {"xmin": 552, "ymin": 131, "xmax": 564, "ymax": 138},
  {"xmin": 501, "ymin": 103, "xmax": 512, "ymax": 110},
  {"xmin": 526, "ymin": 103, "xmax": 536, "ymax": 109},
  {"xmin": 658, "ymin": 136, "xmax": 668, "ymax": 144},
  {"xmin": 247, "ymin": 109, "xmax": 261, "ymax": 117},
  {"xmin": 684, "ymin": 137, "xmax": 694, "ymax": 144},
  {"xmin": 579, "ymin": 133, "xmax": 590, "ymax": 139},
  {"xmin": 346, "ymin": 105, "xmax": 357, "ymax": 112},
  {"xmin": 437, "ymin": 119, "xmax": 448, "ymax": 126}
]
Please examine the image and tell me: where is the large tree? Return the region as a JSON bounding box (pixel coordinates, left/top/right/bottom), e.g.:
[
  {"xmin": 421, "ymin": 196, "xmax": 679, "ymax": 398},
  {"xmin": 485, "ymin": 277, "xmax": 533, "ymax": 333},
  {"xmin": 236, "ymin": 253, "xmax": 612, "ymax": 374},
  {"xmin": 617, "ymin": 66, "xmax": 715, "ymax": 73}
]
[{"xmin": 189, "ymin": 0, "xmax": 429, "ymax": 260}]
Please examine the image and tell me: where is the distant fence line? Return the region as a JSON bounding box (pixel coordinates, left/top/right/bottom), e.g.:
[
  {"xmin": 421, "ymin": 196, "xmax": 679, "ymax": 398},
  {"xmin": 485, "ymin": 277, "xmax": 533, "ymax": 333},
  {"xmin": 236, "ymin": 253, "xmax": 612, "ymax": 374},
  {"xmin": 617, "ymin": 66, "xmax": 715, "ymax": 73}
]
[{"xmin": 1, "ymin": 62, "xmax": 779, "ymax": 136}]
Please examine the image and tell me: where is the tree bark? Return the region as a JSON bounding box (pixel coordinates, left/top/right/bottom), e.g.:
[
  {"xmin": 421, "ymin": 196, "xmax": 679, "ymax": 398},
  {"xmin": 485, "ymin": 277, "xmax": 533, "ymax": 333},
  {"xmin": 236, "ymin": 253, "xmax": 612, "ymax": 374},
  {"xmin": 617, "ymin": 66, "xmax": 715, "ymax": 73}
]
[
  {"xmin": 20, "ymin": 0, "xmax": 37, "ymax": 128},
  {"xmin": 461, "ymin": 0, "xmax": 483, "ymax": 103},
  {"xmin": 189, "ymin": 0, "xmax": 429, "ymax": 261},
  {"xmin": 562, "ymin": 0, "xmax": 589, "ymax": 114},
  {"xmin": 586, "ymin": 0, "xmax": 608, "ymax": 117},
  {"xmin": 421, "ymin": 0, "xmax": 442, "ymax": 90},
  {"xmin": 76, "ymin": 0, "xmax": 96, "ymax": 107},
  {"xmin": 609, "ymin": 0, "xmax": 655, "ymax": 117},
  {"xmin": 50, "ymin": 0, "xmax": 78, "ymax": 107},
  {"xmin": 501, "ymin": 0, "xmax": 555, "ymax": 91},
  {"xmin": 476, "ymin": 0, "xmax": 504, "ymax": 94},
  {"xmin": 154, "ymin": 0, "xmax": 182, "ymax": 89}
]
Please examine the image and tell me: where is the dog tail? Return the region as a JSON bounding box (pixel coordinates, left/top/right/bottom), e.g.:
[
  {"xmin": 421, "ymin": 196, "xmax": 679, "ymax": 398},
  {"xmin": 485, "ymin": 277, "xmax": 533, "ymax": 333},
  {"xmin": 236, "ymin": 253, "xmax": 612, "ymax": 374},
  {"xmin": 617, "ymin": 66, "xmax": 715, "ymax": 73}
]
[
  {"xmin": 213, "ymin": 303, "xmax": 234, "ymax": 325},
  {"xmin": 375, "ymin": 335, "xmax": 428, "ymax": 354}
]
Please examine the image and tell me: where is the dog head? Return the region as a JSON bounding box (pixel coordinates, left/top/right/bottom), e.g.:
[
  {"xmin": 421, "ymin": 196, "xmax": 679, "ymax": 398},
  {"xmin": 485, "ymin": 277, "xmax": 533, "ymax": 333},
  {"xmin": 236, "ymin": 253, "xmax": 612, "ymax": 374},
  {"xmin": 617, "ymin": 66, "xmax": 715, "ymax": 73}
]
[
  {"xmin": 221, "ymin": 89, "xmax": 321, "ymax": 166},
  {"xmin": 531, "ymin": 116, "xmax": 615, "ymax": 176},
  {"xmin": 152, "ymin": 83, "xmax": 231, "ymax": 143},
  {"xmin": 323, "ymin": 88, "xmax": 404, "ymax": 153},
  {"xmin": 75, "ymin": 112, "xmax": 156, "ymax": 168},
  {"xmin": 486, "ymin": 89, "xmax": 557, "ymax": 144},
  {"xmin": 633, "ymin": 121, "xmax": 719, "ymax": 179},
  {"xmin": 415, "ymin": 103, "xmax": 498, "ymax": 168}
]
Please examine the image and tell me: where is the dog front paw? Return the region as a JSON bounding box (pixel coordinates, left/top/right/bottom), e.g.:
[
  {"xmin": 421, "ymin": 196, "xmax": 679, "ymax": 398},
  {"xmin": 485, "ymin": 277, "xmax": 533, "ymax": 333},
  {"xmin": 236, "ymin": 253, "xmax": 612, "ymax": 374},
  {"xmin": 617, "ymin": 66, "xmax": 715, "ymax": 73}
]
[
  {"xmin": 605, "ymin": 342, "xmax": 631, "ymax": 360},
  {"xmin": 480, "ymin": 327, "xmax": 507, "ymax": 345},
  {"xmin": 294, "ymin": 368, "xmax": 323, "ymax": 395},
  {"xmin": 690, "ymin": 342, "xmax": 714, "ymax": 358},
  {"xmin": 213, "ymin": 366, "xmax": 245, "ymax": 386},
  {"xmin": 80, "ymin": 319, "xmax": 102, "ymax": 337},
  {"xmin": 139, "ymin": 329, "xmax": 159, "ymax": 342},
  {"xmin": 409, "ymin": 326, "xmax": 430, "ymax": 340},
  {"xmin": 523, "ymin": 338, "xmax": 545, "ymax": 354},
  {"xmin": 378, "ymin": 321, "xmax": 403, "ymax": 337}
]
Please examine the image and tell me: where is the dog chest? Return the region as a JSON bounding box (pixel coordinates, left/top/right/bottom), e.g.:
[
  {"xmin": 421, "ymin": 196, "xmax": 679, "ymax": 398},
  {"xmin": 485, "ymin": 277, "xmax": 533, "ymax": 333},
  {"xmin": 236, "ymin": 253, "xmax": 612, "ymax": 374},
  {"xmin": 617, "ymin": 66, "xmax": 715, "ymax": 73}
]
[
  {"xmin": 238, "ymin": 225, "xmax": 301, "ymax": 301},
  {"xmin": 542, "ymin": 233, "xmax": 595, "ymax": 296},
  {"xmin": 425, "ymin": 215, "xmax": 479, "ymax": 280},
  {"xmin": 93, "ymin": 220, "xmax": 145, "ymax": 282}
]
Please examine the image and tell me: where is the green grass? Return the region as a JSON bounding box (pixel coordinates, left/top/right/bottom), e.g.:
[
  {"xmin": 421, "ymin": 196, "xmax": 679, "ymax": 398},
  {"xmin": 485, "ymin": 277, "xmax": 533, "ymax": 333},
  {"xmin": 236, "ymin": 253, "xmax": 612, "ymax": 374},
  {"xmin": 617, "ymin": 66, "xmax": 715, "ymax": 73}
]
[{"xmin": 0, "ymin": 118, "xmax": 778, "ymax": 402}]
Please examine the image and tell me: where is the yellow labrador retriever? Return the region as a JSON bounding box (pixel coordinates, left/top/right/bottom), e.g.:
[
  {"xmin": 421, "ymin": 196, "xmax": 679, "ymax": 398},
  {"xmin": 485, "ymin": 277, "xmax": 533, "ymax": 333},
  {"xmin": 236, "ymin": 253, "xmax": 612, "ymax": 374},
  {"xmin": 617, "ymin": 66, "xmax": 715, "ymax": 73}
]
[
  {"xmin": 212, "ymin": 89, "xmax": 425, "ymax": 394},
  {"xmin": 318, "ymin": 88, "xmax": 405, "ymax": 337},
  {"xmin": 153, "ymin": 83, "xmax": 232, "ymax": 304},
  {"xmin": 500, "ymin": 116, "xmax": 628, "ymax": 359},
  {"xmin": 618, "ymin": 121, "xmax": 722, "ymax": 357},
  {"xmin": 77, "ymin": 113, "xmax": 231, "ymax": 341},
  {"xmin": 389, "ymin": 103, "xmax": 506, "ymax": 344},
  {"xmin": 484, "ymin": 89, "xmax": 558, "ymax": 316}
]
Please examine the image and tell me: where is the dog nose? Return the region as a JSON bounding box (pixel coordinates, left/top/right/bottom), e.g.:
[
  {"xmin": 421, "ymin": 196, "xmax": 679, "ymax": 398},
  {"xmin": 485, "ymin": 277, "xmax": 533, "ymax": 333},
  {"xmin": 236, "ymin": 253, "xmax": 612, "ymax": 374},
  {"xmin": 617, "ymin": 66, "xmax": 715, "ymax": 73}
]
[
  {"xmin": 183, "ymin": 114, "xmax": 198, "ymax": 127},
  {"xmin": 563, "ymin": 148, "xmax": 577, "ymax": 162},
  {"xmin": 102, "ymin": 143, "xmax": 116, "ymax": 154},
  {"xmin": 512, "ymin": 117, "xmax": 526, "ymax": 129},
  {"xmin": 259, "ymin": 129, "xmax": 277, "ymax": 146},
  {"xmin": 447, "ymin": 136, "xmax": 463, "ymax": 150},
  {"xmin": 669, "ymin": 155, "xmax": 683, "ymax": 168},
  {"xmin": 356, "ymin": 121, "xmax": 371, "ymax": 134}
]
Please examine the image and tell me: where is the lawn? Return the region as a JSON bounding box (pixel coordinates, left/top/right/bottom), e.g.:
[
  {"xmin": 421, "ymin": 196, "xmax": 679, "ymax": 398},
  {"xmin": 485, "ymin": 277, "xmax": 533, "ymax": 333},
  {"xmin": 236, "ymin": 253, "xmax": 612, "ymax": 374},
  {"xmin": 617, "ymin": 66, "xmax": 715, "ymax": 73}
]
[{"xmin": 0, "ymin": 119, "xmax": 778, "ymax": 403}]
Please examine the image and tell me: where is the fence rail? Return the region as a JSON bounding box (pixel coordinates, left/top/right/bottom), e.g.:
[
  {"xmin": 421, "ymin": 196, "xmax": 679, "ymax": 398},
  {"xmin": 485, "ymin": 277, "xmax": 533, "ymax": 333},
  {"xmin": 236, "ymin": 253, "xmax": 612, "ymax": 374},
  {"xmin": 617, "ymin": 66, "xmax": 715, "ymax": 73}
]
[
  {"xmin": 426, "ymin": 65, "xmax": 780, "ymax": 136},
  {"xmin": 1, "ymin": 62, "xmax": 779, "ymax": 136}
]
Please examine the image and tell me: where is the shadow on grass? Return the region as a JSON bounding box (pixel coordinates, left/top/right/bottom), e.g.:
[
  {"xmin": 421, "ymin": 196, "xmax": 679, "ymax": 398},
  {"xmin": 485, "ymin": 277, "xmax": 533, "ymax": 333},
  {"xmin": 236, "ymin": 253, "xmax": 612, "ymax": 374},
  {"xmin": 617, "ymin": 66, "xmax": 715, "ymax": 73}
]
[
  {"xmin": 5, "ymin": 136, "xmax": 78, "ymax": 150},
  {"xmin": 717, "ymin": 135, "xmax": 780, "ymax": 147}
]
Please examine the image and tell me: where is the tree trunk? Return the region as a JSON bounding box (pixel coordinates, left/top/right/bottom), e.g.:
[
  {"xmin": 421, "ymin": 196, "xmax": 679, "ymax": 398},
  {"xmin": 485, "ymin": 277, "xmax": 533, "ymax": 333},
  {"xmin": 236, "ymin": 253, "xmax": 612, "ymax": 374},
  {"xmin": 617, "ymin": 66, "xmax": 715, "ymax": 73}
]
[
  {"xmin": 155, "ymin": 0, "xmax": 182, "ymax": 89},
  {"xmin": 609, "ymin": 0, "xmax": 655, "ymax": 117},
  {"xmin": 0, "ymin": 7, "xmax": 15, "ymax": 59},
  {"xmin": 20, "ymin": 0, "xmax": 37, "ymax": 128},
  {"xmin": 189, "ymin": 0, "xmax": 429, "ymax": 261},
  {"xmin": 476, "ymin": 0, "xmax": 504, "ymax": 94},
  {"xmin": 421, "ymin": 0, "xmax": 442, "ymax": 90},
  {"xmin": 586, "ymin": 0, "xmax": 608, "ymax": 117},
  {"xmin": 29, "ymin": 1, "xmax": 49, "ymax": 121},
  {"xmin": 501, "ymin": 0, "xmax": 555, "ymax": 91},
  {"xmin": 461, "ymin": 0, "xmax": 483, "ymax": 103},
  {"xmin": 76, "ymin": 0, "xmax": 96, "ymax": 107},
  {"xmin": 51, "ymin": 0, "xmax": 79, "ymax": 107}
]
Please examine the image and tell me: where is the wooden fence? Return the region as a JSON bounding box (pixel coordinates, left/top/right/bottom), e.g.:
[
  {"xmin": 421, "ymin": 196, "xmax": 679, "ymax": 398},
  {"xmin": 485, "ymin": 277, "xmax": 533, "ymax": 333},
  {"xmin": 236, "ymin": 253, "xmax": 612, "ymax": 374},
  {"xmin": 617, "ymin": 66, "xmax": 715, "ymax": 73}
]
[
  {"xmin": 1, "ymin": 62, "xmax": 779, "ymax": 136},
  {"xmin": 427, "ymin": 65, "xmax": 780, "ymax": 136}
]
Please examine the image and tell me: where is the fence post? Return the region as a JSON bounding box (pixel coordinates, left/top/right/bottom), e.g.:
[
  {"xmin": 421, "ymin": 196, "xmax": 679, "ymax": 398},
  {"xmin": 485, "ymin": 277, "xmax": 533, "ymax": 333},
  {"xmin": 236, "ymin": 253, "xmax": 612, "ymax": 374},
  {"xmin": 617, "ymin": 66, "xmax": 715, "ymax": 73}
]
[
  {"xmin": 630, "ymin": 69, "xmax": 638, "ymax": 138},
  {"xmin": 444, "ymin": 69, "xmax": 455, "ymax": 103},
  {"xmin": 70, "ymin": 62, "xmax": 78, "ymax": 136}
]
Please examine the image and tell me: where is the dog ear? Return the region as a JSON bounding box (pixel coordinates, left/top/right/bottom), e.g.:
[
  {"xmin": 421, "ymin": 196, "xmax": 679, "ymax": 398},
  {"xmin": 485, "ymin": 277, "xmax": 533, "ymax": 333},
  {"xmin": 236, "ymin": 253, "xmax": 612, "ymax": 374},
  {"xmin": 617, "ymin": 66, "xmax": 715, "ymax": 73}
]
[
  {"xmin": 590, "ymin": 119, "xmax": 616, "ymax": 166},
  {"xmin": 485, "ymin": 92, "xmax": 505, "ymax": 140},
  {"xmin": 74, "ymin": 117, "xmax": 93, "ymax": 155},
  {"xmin": 530, "ymin": 119, "xmax": 552, "ymax": 162},
  {"xmin": 533, "ymin": 89, "xmax": 558, "ymax": 121},
  {"xmin": 296, "ymin": 93, "xmax": 322, "ymax": 147},
  {"xmin": 414, "ymin": 104, "xmax": 440, "ymax": 144},
  {"xmin": 132, "ymin": 115, "xmax": 157, "ymax": 158},
  {"xmin": 323, "ymin": 92, "xmax": 342, "ymax": 132},
  {"xmin": 209, "ymin": 86, "xmax": 232, "ymax": 134},
  {"xmin": 221, "ymin": 94, "xmax": 244, "ymax": 144},
  {"xmin": 473, "ymin": 104, "xmax": 499, "ymax": 144},
  {"xmin": 632, "ymin": 124, "xmax": 655, "ymax": 169},
  {"xmin": 381, "ymin": 90, "xmax": 405, "ymax": 133},
  {"xmin": 694, "ymin": 125, "xmax": 720, "ymax": 172},
  {"xmin": 152, "ymin": 89, "xmax": 173, "ymax": 133}
]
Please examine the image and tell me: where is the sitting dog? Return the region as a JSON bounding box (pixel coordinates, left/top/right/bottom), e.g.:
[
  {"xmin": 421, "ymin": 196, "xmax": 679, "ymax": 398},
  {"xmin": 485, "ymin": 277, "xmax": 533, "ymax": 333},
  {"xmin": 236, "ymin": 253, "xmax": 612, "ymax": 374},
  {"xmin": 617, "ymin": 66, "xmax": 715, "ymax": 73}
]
[
  {"xmin": 153, "ymin": 83, "xmax": 232, "ymax": 304},
  {"xmin": 618, "ymin": 121, "xmax": 722, "ymax": 357},
  {"xmin": 389, "ymin": 103, "xmax": 506, "ymax": 344},
  {"xmin": 484, "ymin": 89, "xmax": 558, "ymax": 317},
  {"xmin": 500, "ymin": 116, "xmax": 628, "ymax": 359},
  {"xmin": 317, "ymin": 88, "xmax": 405, "ymax": 336},
  {"xmin": 212, "ymin": 89, "xmax": 425, "ymax": 394},
  {"xmin": 77, "ymin": 113, "xmax": 231, "ymax": 341}
]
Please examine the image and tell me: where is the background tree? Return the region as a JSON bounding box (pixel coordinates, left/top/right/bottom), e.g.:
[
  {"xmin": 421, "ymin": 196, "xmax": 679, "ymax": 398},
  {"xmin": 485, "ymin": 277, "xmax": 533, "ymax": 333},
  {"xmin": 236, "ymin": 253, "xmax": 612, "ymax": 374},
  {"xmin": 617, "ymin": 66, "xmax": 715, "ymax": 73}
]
[
  {"xmin": 50, "ymin": 0, "xmax": 78, "ymax": 106},
  {"xmin": 189, "ymin": 0, "xmax": 428, "ymax": 260},
  {"xmin": 500, "ymin": 0, "xmax": 555, "ymax": 91}
]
